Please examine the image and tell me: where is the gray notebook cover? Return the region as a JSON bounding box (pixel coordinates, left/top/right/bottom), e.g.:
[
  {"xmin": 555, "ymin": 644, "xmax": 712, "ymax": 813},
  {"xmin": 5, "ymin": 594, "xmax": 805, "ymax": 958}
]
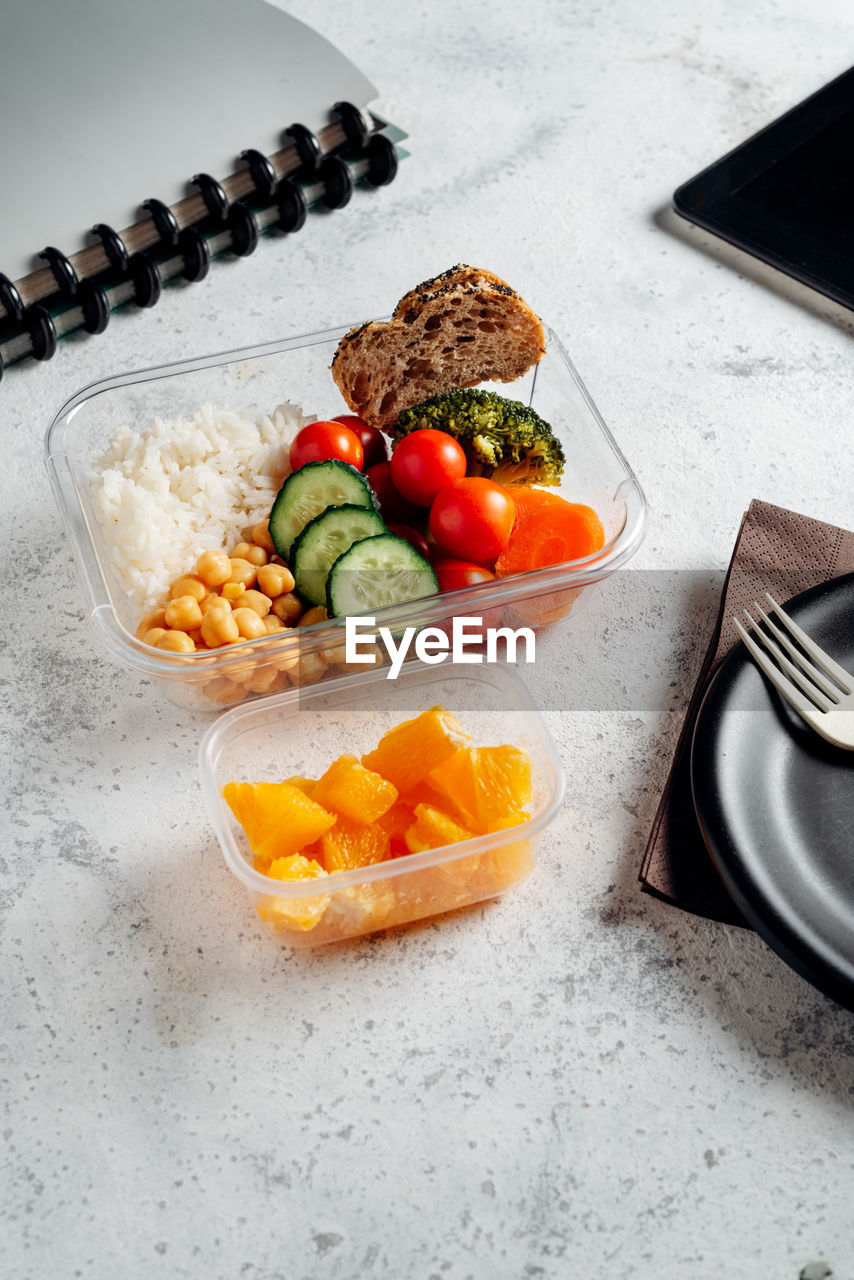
[{"xmin": 1, "ymin": 0, "xmax": 376, "ymax": 282}]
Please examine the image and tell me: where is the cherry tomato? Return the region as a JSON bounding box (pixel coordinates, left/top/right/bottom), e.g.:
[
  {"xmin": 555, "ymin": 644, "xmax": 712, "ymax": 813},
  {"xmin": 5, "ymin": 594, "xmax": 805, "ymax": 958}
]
[
  {"xmin": 365, "ymin": 461, "xmax": 424, "ymax": 526},
  {"xmin": 429, "ymin": 478, "xmax": 516, "ymax": 564},
  {"xmin": 289, "ymin": 421, "xmax": 363, "ymax": 472},
  {"xmin": 332, "ymin": 414, "xmax": 388, "ymax": 468},
  {"xmin": 387, "ymin": 523, "xmax": 431, "ymax": 561},
  {"xmin": 390, "ymin": 429, "xmax": 467, "ymax": 507},
  {"xmin": 433, "ymin": 559, "xmax": 496, "ymax": 592}
]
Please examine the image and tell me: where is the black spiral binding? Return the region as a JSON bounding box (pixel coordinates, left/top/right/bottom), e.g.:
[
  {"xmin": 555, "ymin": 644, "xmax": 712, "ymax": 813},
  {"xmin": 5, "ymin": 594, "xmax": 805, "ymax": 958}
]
[
  {"xmin": 275, "ymin": 177, "xmax": 308, "ymax": 233},
  {"xmin": 335, "ymin": 101, "xmax": 370, "ymax": 150},
  {"xmin": 0, "ymin": 273, "xmax": 25, "ymax": 325},
  {"xmin": 240, "ymin": 148, "xmax": 277, "ymax": 200},
  {"xmin": 24, "ymin": 305, "xmax": 57, "ymax": 360},
  {"xmin": 284, "ymin": 123, "xmax": 322, "ymax": 175},
  {"xmin": 90, "ymin": 223, "xmax": 129, "ymax": 274},
  {"xmin": 143, "ymin": 198, "xmax": 181, "ymax": 249},
  {"xmin": 191, "ymin": 173, "xmax": 260, "ymax": 258},
  {"xmin": 178, "ymin": 227, "xmax": 210, "ymax": 282},
  {"xmin": 79, "ymin": 224, "xmax": 133, "ymax": 337},
  {"xmin": 319, "ymin": 156, "xmax": 353, "ymax": 210},
  {"xmin": 78, "ymin": 278, "xmax": 110, "ymax": 334},
  {"xmin": 191, "ymin": 173, "xmax": 229, "ymax": 222},
  {"xmin": 39, "ymin": 247, "xmax": 79, "ymax": 298},
  {"xmin": 128, "ymin": 253, "xmax": 162, "ymax": 307},
  {"xmin": 0, "ymin": 107, "xmax": 402, "ymax": 376},
  {"xmin": 366, "ymin": 134, "xmax": 398, "ymax": 186}
]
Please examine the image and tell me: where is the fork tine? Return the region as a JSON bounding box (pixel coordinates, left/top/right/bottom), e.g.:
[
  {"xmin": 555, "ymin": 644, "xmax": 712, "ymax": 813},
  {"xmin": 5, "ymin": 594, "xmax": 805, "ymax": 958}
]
[
  {"xmin": 752, "ymin": 601, "xmax": 842, "ymax": 703},
  {"xmin": 742, "ymin": 608, "xmax": 833, "ymax": 711},
  {"xmin": 766, "ymin": 593, "xmax": 853, "ymax": 694},
  {"xmin": 733, "ymin": 616, "xmax": 831, "ymax": 726}
]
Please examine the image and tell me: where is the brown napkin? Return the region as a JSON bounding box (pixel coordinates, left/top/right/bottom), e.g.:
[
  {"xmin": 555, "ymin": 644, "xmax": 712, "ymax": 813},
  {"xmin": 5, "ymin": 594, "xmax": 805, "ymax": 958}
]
[{"xmin": 640, "ymin": 498, "xmax": 854, "ymax": 926}]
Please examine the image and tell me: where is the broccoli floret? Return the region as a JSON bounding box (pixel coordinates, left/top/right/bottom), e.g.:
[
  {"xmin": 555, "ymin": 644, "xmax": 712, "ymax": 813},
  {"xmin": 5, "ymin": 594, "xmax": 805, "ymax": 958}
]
[{"xmin": 391, "ymin": 389, "xmax": 565, "ymax": 487}]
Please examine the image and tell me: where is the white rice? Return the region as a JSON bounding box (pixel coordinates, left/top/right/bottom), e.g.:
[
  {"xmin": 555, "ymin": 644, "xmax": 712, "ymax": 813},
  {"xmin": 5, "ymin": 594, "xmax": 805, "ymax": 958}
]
[{"xmin": 91, "ymin": 400, "xmax": 315, "ymax": 617}]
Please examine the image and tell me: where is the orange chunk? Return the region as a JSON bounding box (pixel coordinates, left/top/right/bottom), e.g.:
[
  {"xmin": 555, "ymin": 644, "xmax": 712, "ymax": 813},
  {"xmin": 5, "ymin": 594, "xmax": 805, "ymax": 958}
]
[
  {"xmin": 321, "ymin": 815, "xmax": 390, "ymax": 872},
  {"xmin": 376, "ymin": 802, "xmax": 415, "ymax": 839},
  {"xmin": 313, "ymin": 753, "xmax": 398, "ymax": 824},
  {"xmin": 362, "ymin": 706, "xmax": 471, "ymax": 794},
  {"xmin": 223, "ymin": 780, "xmax": 336, "ymax": 863},
  {"xmin": 256, "ymin": 852, "xmax": 330, "ymax": 932},
  {"xmin": 428, "ymin": 745, "xmax": 532, "ymax": 831},
  {"xmin": 324, "ymin": 882, "xmax": 399, "ymax": 934},
  {"xmin": 404, "ymin": 803, "xmax": 476, "ymax": 855},
  {"xmin": 284, "ymin": 775, "xmax": 318, "ymax": 797},
  {"xmin": 267, "ymin": 852, "xmax": 327, "ymax": 881},
  {"xmin": 401, "ymin": 778, "xmax": 453, "ymax": 809},
  {"xmin": 375, "ymin": 802, "xmax": 416, "ymax": 859}
]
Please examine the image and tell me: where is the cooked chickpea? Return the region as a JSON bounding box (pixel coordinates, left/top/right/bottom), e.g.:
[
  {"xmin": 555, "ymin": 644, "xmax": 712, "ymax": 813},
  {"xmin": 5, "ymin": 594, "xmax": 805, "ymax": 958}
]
[
  {"xmin": 165, "ymin": 594, "xmax": 203, "ymax": 631},
  {"xmin": 232, "ymin": 607, "xmax": 267, "ymax": 639},
  {"xmin": 335, "ymin": 642, "xmax": 384, "ymax": 673},
  {"xmin": 298, "ymin": 605, "xmax": 328, "ymax": 628},
  {"xmin": 221, "ymin": 582, "xmax": 243, "ymax": 601},
  {"xmin": 233, "ymin": 589, "xmax": 271, "ymax": 618},
  {"xmin": 263, "ymin": 615, "xmax": 286, "ymax": 633},
  {"xmin": 136, "ymin": 608, "xmax": 167, "ymax": 640},
  {"xmin": 273, "ymin": 641, "xmax": 300, "ymax": 673},
  {"xmin": 196, "ymin": 549, "xmax": 232, "ymax": 587},
  {"xmin": 243, "ymin": 664, "xmax": 280, "ymax": 694},
  {"xmin": 201, "ymin": 608, "xmax": 240, "ymax": 647},
  {"xmin": 143, "ymin": 626, "xmax": 168, "ymax": 647},
  {"xmin": 200, "ymin": 593, "xmax": 231, "ymax": 615},
  {"xmin": 320, "ymin": 640, "xmax": 349, "ymax": 665},
  {"xmin": 271, "ymin": 592, "xmax": 303, "ymax": 625},
  {"xmin": 222, "ymin": 657, "xmax": 254, "ymax": 686},
  {"xmin": 251, "ymin": 520, "xmax": 275, "ymax": 554},
  {"xmin": 156, "ymin": 630, "xmax": 196, "ymax": 653},
  {"xmin": 169, "ymin": 574, "xmax": 207, "ymax": 602},
  {"xmin": 231, "ymin": 540, "xmax": 268, "ymax": 567},
  {"xmin": 204, "ymin": 677, "xmax": 245, "ymax": 704},
  {"xmin": 228, "ymin": 557, "xmax": 257, "ymax": 589},
  {"xmin": 287, "ymin": 651, "xmax": 327, "ymax": 685},
  {"xmin": 256, "ymin": 562, "xmax": 295, "ymax": 598}
]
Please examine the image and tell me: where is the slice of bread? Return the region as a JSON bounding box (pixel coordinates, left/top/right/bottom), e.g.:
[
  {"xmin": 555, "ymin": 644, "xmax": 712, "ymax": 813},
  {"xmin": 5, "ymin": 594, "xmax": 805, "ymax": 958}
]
[{"xmin": 331, "ymin": 265, "xmax": 546, "ymax": 430}]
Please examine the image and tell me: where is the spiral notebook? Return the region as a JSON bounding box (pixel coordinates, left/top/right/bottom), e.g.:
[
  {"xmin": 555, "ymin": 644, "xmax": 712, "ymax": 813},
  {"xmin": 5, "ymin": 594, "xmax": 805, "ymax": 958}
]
[{"xmin": 0, "ymin": 0, "xmax": 406, "ymax": 380}]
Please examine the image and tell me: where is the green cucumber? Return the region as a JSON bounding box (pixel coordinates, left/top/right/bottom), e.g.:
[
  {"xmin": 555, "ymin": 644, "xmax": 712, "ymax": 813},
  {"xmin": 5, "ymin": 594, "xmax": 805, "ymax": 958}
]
[
  {"xmin": 268, "ymin": 460, "xmax": 378, "ymax": 561},
  {"xmin": 326, "ymin": 533, "xmax": 439, "ymax": 618},
  {"xmin": 291, "ymin": 504, "xmax": 387, "ymax": 607}
]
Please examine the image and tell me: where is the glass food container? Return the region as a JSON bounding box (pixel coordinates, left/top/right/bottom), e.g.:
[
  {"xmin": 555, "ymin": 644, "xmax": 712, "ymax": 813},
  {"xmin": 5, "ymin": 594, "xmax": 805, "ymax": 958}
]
[
  {"xmin": 199, "ymin": 660, "xmax": 565, "ymax": 946},
  {"xmin": 45, "ymin": 322, "xmax": 647, "ymax": 709}
]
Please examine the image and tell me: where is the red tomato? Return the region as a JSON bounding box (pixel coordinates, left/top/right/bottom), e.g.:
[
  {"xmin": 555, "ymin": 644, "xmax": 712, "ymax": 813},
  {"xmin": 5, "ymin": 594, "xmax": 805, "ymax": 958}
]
[
  {"xmin": 332, "ymin": 414, "xmax": 388, "ymax": 468},
  {"xmin": 390, "ymin": 429, "xmax": 467, "ymax": 507},
  {"xmin": 433, "ymin": 559, "xmax": 496, "ymax": 592},
  {"xmin": 365, "ymin": 462, "xmax": 424, "ymax": 526},
  {"xmin": 387, "ymin": 523, "xmax": 431, "ymax": 561},
  {"xmin": 289, "ymin": 421, "xmax": 364, "ymax": 472},
  {"xmin": 429, "ymin": 478, "xmax": 516, "ymax": 564}
]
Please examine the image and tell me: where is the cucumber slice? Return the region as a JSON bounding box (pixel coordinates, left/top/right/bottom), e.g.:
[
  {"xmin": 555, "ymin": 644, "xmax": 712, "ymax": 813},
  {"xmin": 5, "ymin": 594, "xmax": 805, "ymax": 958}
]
[
  {"xmin": 326, "ymin": 533, "xmax": 439, "ymax": 618},
  {"xmin": 269, "ymin": 460, "xmax": 378, "ymax": 561},
  {"xmin": 292, "ymin": 504, "xmax": 387, "ymax": 607}
]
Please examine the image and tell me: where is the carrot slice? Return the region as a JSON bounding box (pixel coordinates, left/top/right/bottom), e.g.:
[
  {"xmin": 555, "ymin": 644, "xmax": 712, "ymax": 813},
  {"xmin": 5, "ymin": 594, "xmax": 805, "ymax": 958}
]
[{"xmin": 494, "ymin": 494, "xmax": 605, "ymax": 575}]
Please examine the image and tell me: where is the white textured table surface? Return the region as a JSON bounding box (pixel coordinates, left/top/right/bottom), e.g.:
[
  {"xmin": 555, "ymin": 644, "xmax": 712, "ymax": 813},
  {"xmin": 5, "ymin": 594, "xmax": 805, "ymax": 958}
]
[{"xmin": 3, "ymin": 3, "xmax": 854, "ymax": 1277}]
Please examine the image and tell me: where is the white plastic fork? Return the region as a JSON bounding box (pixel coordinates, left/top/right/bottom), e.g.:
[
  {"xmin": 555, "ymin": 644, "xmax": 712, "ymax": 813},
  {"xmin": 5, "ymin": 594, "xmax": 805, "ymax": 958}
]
[{"xmin": 732, "ymin": 592, "xmax": 854, "ymax": 750}]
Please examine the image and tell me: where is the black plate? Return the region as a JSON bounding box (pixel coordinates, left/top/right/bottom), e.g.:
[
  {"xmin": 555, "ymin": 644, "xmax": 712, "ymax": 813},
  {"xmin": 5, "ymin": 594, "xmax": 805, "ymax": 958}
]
[{"xmin": 691, "ymin": 573, "xmax": 854, "ymax": 1010}]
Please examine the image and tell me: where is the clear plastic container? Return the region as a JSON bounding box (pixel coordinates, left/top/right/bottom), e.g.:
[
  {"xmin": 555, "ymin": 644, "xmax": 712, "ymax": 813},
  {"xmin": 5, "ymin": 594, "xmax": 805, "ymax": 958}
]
[
  {"xmin": 199, "ymin": 660, "xmax": 565, "ymax": 947},
  {"xmin": 45, "ymin": 321, "xmax": 647, "ymax": 710}
]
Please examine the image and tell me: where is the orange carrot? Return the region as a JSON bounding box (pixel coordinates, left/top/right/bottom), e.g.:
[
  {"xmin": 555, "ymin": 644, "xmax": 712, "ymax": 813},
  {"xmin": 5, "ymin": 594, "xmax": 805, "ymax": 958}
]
[{"xmin": 494, "ymin": 492, "xmax": 605, "ymax": 575}]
